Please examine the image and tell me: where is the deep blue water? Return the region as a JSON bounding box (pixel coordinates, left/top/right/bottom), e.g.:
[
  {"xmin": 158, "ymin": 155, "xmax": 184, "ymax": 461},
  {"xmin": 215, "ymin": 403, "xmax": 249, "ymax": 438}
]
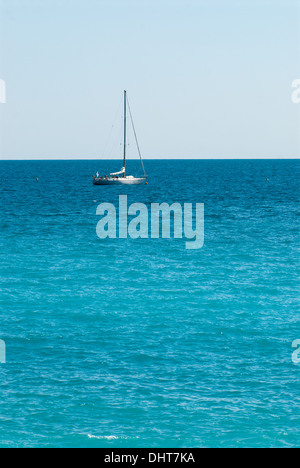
[{"xmin": 0, "ymin": 159, "xmax": 299, "ymax": 448}]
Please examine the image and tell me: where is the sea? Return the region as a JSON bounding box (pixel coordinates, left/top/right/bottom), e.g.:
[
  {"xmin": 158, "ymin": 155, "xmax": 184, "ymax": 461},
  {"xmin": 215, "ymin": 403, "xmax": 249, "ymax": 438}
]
[{"xmin": 0, "ymin": 159, "xmax": 299, "ymax": 448}]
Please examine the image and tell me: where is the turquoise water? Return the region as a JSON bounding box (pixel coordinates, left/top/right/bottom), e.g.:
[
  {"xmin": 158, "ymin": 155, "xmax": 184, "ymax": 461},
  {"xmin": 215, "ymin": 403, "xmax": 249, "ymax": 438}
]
[{"xmin": 0, "ymin": 159, "xmax": 299, "ymax": 448}]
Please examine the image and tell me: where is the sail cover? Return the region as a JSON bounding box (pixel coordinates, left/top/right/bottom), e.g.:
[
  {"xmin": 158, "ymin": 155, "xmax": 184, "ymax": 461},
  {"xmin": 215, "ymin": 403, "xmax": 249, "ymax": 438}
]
[{"xmin": 110, "ymin": 167, "xmax": 125, "ymax": 176}]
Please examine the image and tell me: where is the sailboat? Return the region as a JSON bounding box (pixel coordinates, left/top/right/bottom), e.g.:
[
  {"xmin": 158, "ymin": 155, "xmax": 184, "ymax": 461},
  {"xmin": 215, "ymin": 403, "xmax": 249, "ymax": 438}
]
[{"xmin": 93, "ymin": 91, "xmax": 147, "ymax": 185}]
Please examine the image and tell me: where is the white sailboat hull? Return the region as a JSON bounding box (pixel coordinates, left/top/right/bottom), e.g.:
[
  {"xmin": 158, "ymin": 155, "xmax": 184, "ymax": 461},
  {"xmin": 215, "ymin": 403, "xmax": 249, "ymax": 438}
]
[{"xmin": 93, "ymin": 177, "xmax": 146, "ymax": 186}]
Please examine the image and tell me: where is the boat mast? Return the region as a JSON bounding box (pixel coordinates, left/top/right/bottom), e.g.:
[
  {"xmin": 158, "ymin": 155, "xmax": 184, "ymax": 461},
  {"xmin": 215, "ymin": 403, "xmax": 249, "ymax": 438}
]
[{"xmin": 123, "ymin": 90, "xmax": 127, "ymax": 176}]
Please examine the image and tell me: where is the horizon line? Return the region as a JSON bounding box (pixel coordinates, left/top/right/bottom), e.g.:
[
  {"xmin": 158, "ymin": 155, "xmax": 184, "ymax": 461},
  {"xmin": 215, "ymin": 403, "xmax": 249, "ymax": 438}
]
[{"xmin": 0, "ymin": 157, "xmax": 299, "ymax": 161}]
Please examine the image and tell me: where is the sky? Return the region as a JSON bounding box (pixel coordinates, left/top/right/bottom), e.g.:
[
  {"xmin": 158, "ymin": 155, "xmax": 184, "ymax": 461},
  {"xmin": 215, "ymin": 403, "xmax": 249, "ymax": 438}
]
[{"xmin": 0, "ymin": 0, "xmax": 299, "ymax": 159}]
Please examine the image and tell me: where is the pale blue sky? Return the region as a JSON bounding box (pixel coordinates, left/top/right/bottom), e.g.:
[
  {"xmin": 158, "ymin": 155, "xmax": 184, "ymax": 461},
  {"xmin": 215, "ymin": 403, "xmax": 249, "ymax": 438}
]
[{"xmin": 0, "ymin": 0, "xmax": 299, "ymax": 159}]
